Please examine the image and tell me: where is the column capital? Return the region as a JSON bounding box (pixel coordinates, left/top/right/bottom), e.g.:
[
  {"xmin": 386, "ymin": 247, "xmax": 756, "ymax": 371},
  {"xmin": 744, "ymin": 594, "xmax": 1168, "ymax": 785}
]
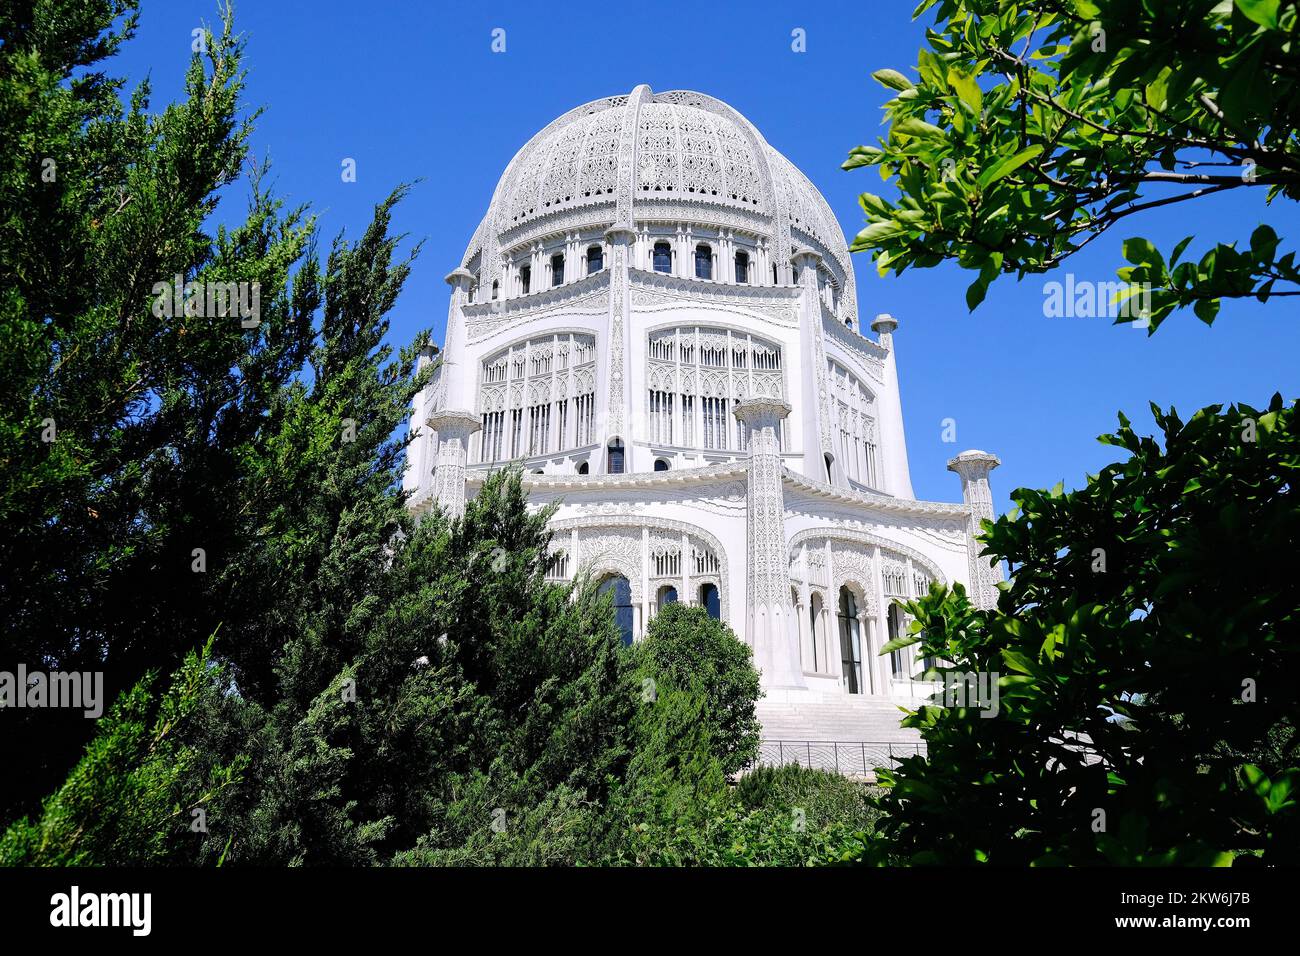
[
  {"xmin": 791, "ymin": 246, "xmax": 822, "ymax": 268},
  {"xmin": 870, "ymin": 312, "xmax": 898, "ymax": 335},
  {"xmin": 733, "ymin": 397, "xmax": 792, "ymax": 427},
  {"xmin": 946, "ymin": 448, "xmax": 1001, "ymax": 479},
  {"xmin": 444, "ymin": 267, "xmax": 475, "ymax": 288},
  {"xmin": 427, "ymin": 408, "xmax": 481, "ymax": 435},
  {"xmin": 604, "ymin": 225, "xmax": 637, "ymax": 244}
]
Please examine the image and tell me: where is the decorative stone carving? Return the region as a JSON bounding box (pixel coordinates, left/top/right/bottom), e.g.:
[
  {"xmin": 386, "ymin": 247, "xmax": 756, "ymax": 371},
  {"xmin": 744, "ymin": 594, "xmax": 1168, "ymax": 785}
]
[
  {"xmin": 427, "ymin": 409, "xmax": 481, "ymax": 519},
  {"xmin": 734, "ymin": 398, "xmax": 802, "ymax": 688},
  {"xmin": 948, "ymin": 450, "xmax": 1004, "ymax": 609}
]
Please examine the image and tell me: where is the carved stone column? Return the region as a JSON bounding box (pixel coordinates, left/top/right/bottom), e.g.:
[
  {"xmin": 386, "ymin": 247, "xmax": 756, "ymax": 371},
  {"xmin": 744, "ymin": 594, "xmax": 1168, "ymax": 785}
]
[
  {"xmin": 948, "ymin": 449, "xmax": 1003, "ymax": 609},
  {"xmin": 428, "ymin": 410, "xmax": 481, "ymax": 520},
  {"xmin": 603, "ymin": 225, "xmax": 636, "ymax": 450},
  {"xmin": 792, "ymin": 247, "xmax": 834, "ymax": 478},
  {"xmin": 734, "ymin": 398, "xmax": 804, "ymax": 689}
]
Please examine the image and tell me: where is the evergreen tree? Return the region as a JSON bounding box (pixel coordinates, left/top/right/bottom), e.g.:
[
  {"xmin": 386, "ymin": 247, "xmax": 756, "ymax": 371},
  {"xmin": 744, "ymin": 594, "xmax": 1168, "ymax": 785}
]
[{"xmin": 0, "ymin": 0, "xmax": 324, "ymax": 820}]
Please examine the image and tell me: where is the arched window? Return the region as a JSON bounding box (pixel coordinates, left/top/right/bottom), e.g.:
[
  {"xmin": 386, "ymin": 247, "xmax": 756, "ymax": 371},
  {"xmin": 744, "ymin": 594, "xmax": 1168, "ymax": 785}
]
[
  {"xmin": 653, "ymin": 241, "xmax": 672, "ymax": 274},
  {"xmin": 576, "ymin": 461, "xmax": 589, "ymax": 475},
  {"xmin": 838, "ymin": 588, "xmax": 864, "ymax": 694},
  {"xmin": 520, "ymin": 265, "xmax": 531, "ymax": 294},
  {"xmin": 598, "ymin": 576, "xmax": 634, "ymax": 646},
  {"xmin": 656, "ymin": 584, "xmax": 678, "ymax": 613},
  {"xmin": 607, "ymin": 439, "xmax": 624, "ymax": 474},
  {"xmin": 491, "ymin": 280, "xmax": 499, "ymax": 300},
  {"xmin": 824, "ymin": 452, "xmax": 835, "ymax": 483},
  {"xmin": 653, "ymin": 458, "xmax": 669, "ymax": 472},
  {"xmin": 551, "ymin": 253, "xmax": 565, "ymax": 287},
  {"xmin": 586, "ymin": 244, "xmax": 603, "ymax": 274},
  {"xmin": 735, "ymin": 250, "xmax": 749, "ymax": 284},
  {"xmin": 699, "ymin": 582, "xmax": 720, "ymax": 620},
  {"xmin": 694, "ymin": 243, "xmax": 713, "ymax": 280}
]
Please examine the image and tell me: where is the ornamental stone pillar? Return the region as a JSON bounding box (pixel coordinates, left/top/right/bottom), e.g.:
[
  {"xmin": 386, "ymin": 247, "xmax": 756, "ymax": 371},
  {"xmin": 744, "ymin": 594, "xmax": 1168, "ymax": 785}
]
[
  {"xmin": 792, "ymin": 247, "xmax": 834, "ymax": 484},
  {"xmin": 734, "ymin": 397, "xmax": 804, "ymax": 689},
  {"xmin": 428, "ymin": 410, "xmax": 481, "ymax": 520},
  {"xmin": 442, "ymin": 267, "xmax": 476, "ymax": 407},
  {"xmin": 603, "ymin": 225, "xmax": 636, "ymax": 451},
  {"xmin": 948, "ymin": 449, "xmax": 1003, "ymax": 609}
]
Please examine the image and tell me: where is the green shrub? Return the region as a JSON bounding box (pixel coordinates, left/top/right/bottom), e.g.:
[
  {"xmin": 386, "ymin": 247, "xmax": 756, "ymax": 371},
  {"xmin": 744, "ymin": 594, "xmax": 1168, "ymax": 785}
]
[
  {"xmin": 0, "ymin": 638, "xmax": 243, "ymax": 866},
  {"xmin": 735, "ymin": 764, "xmax": 885, "ymax": 833},
  {"xmin": 867, "ymin": 398, "xmax": 1300, "ymax": 866},
  {"xmin": 631, "ymin": 603, "xmax": 761, "ymax": 775}
]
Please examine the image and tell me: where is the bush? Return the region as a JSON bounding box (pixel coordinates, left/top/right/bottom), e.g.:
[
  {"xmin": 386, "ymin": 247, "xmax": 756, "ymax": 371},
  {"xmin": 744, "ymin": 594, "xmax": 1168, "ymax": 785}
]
[
  {"xmin": 0, "ymin": 638, "xmax": 244, "ymax": 866},
  {"xmin": 735, "ymin": 764, "xmax": 885, "ymax": 833},
  {"xmin": 631, "ymin": 603, "xmax": 761, "ymax": 775},
  {"xmin": 867, "ymin": 398, "xmax": 1300, "ymax": 865}
]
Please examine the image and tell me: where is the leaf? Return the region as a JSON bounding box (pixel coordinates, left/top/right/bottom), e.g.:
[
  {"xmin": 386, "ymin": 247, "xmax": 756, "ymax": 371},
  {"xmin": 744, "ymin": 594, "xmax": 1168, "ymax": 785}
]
[
  {"xmin": 947, "ymin": 67, "xmax": 982, "ymax": 112},
  {"xmin": 1193, "ymin": 297, "xmax": 1221, "ymax": 325},
  {"xmin": 1235, "ymin": 0, "xmax": 1281, "ymax": 28},
  {"xmin": 1121, "ymin": 237, "xmax": 1165, "ymax": 270},
  {"xmin": 1249, "ymin": 224, "xmax": 1279, "ymax": 263},
  {"xmin": 852, "ymin": 221, "xmax": 909, "ymax": 247},
  {"xmin": 842, "ymin": 148, "xmax": 882, "ymax": 171},
  {"xmin": 872, "ymin": 68, "xmax": 915, "ymax": 91},
  {"xmin": 976, "ymin": 145, "xmax": 1043, "ymax": 190},
  {"xmin": 1169, "ymin": 235, "xmax": 1195, "ymax": 266},
  {"xmin": 893, "ymin": 117, "xmax": 947, "ymax": 139}
]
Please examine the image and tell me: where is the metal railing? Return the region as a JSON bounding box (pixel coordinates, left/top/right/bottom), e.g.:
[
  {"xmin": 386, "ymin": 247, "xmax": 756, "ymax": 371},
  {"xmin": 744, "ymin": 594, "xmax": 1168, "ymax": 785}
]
[{"xmin": 755, "ymin": 739, "xmax": 928, "ymax": 777}]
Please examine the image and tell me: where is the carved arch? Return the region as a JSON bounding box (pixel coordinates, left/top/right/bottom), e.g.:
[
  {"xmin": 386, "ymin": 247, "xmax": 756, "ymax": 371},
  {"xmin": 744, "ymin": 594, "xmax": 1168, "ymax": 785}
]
[
  {"xmin": 787, "ymin": 527, "xmax": 948, "ymax": 590},
  {"xmin": 550, "ymin": 515, "xmax": 730, "ymax": 621}
]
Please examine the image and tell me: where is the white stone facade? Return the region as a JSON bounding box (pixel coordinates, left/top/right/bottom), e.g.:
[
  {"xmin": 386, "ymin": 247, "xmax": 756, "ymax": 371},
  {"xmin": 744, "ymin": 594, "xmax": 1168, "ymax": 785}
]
[{"xmin": 405, "ymin": 86, "xmax": 1003, "ymax": 744}]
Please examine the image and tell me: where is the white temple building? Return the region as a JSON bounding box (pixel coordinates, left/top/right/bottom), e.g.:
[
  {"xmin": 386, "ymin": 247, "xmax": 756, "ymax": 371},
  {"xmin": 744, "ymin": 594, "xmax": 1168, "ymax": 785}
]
[{"xmin": 404, "ymin": 86, "xmax": 1003, "ymax": 751}]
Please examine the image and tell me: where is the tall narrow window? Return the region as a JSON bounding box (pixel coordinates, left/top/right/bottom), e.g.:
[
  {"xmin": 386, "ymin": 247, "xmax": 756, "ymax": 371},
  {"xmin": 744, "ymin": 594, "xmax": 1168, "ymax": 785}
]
[
  {"xmin": 808, "ymin": 594, "xmax": 824, "ymax": 672},
  {"xmin": 648, "ymin": 390, "xmax": 674, "ymax": 445},
  {"xmin": 699, "ymin": 583, "xmax": 720, "ymax": 620},
  {"xmin": 838, "ymin": 588, "xmax": 864, "ymax": 694},
  {"xmin": 480, "ymin": 411, "xmax": 505, "ymax": 463},
  {"xmin": 653, "ymin": 242, "xmax": 672, "ymax": 274},
  {"xmin": 888, "ymin": 605, "xmax": 907, "ymax": 678},
  {"xmin": 702, "ymin": 397, "xmax": 728, "ymax": 450},
  {"xmin": 575, "ymin": 393, "xmax": 595, "ymax": 446},
  {"xmin": 694, "ymin": 243, "xmax": 713, "ymax": 280},
  {"xmin": 528, "ymin": 403, "xmax": 550, "ymax": 456},
  {"xmin": 607, "ymin": 439, "xmax": 624, "ymax": 474},
  {"xmin": 520, "ymin": 265, "xmax": 531, "ymax": 294},
  {"xmin": 509, "ymin": 409, "xmax": 523, "ymax": 458},
  {"xmin": 491, "ymin": 280, "xmax": 499, "ymax": 300},
  {"xmin": 599, "ymin": 576, "xmax": 634, "ymax": 647},
  {"xmin": 550, "ymin": 253, "xmax": 564, "ymax": 287},
  {"xmin": 586, "ymin": 244, "xmax": 603, "ymax": 274},
  {"xmin": 656, "ymin": 584, "xmax": 678, "ymax": 613},
  {"xmin": 735, "ymin": 250, "xmax": 749, "ymax": 284}
]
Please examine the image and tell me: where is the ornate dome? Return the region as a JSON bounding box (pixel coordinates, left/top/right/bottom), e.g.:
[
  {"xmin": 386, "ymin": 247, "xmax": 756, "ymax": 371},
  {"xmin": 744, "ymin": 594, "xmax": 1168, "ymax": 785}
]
[{"xmin": 461, "ymin": 85, "xmax": 857, "ymax": 322}]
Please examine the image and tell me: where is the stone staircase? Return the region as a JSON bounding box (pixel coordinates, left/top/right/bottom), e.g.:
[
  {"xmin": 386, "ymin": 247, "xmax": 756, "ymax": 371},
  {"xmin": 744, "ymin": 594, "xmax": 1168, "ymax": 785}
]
[
  {"xmin": 756, "ymin": 691, "xmax": 924, "ymax": 744},
  {"xmin": 753, "ymin": 692, "xmax": 928, "ymax": 778}
]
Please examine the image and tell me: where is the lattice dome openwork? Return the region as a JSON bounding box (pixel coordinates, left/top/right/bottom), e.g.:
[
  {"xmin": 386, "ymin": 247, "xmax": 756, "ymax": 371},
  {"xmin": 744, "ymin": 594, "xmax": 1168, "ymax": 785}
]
[{"xmin": 462, "ymin": 86, "xmax": 858, "ymax": 325}]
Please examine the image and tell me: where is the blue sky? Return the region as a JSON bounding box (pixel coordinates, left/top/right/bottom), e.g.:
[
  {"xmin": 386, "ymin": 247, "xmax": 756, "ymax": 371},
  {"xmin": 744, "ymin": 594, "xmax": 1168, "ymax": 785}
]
[{"xmin": 111, "ymin": 0, "xmax": 1299, "ymax": 514}]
